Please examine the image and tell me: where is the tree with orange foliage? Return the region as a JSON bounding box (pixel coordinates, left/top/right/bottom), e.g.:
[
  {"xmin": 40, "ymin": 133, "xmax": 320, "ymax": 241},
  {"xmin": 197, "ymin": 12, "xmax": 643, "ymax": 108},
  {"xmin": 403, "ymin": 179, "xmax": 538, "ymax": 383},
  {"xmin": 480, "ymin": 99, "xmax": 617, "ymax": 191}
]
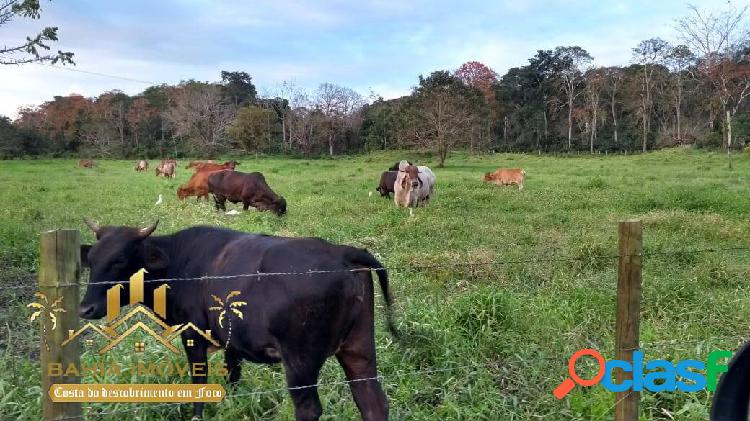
[{"xmin": 455, "ymin": 61, "xmax": 498, "ymax": 103}]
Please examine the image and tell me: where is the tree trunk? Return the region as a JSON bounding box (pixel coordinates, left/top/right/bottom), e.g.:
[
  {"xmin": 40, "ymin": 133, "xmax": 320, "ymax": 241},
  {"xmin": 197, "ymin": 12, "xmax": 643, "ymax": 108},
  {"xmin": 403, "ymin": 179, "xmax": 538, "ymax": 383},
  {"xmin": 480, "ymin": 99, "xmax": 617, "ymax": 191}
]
[
  {"xmin": 727, "ymin": 110, "xmax": 733, "ymax": 170},
  {"xmin": 641, "ymin": 65, "xmax": 648, "ymax": 152},
  {"xmin": 611, "ymin": 92, "xmax": 618, "ymax": 145},
  {"xmin": 567, "ymin": 97, "xmax": 573, "ymax": 150},
  {"xmin": 590, "ymin": 104, "xmax": 597, "ymax": 154},
  {"xmin": 503, "ymin": 116, "xmax": 508, "ymax": 141},
  {"xmin": 642, "ymin": 110, "xmax": 647, "ymax": 152},
  {"xmin": 726, "ymin": 109, "xmax": 732, "ymax": 150},
  {"xmin": 675, "ymin": 84, "xmax": 682, "ymax": 143},
  {"xmin": 281, "ymin": 118, "xmax": 286, "ymax": 150}
]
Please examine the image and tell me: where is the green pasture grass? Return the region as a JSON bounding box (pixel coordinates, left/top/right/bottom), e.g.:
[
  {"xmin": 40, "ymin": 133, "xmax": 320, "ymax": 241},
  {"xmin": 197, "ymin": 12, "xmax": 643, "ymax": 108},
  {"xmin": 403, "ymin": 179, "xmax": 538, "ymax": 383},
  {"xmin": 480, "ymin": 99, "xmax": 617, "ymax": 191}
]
[{"xmin": 1, "ymin": 148, "xmax": 750, "ymax": 420}]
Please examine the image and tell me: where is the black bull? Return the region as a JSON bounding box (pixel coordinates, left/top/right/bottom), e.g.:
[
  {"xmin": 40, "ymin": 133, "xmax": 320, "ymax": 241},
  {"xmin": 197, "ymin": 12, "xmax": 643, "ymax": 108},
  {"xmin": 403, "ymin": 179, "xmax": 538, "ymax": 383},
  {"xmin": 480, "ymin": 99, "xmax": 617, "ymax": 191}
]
[{"xmin": 79, "ymin": 219, "xmax": 397, "ymax": 420}]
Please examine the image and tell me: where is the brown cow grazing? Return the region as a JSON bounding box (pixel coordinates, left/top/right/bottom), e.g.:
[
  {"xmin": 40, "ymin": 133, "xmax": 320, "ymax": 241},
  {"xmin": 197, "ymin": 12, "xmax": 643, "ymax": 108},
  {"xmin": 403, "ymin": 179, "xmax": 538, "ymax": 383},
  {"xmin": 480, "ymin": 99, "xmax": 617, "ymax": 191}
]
[
  {"xmin": 185, "ymin": 159, "xmax": 215, "ymax": 169},
  {"xmin": 484, "ymin": 168, "xmax": 526, "ymax": 190},
  {"xmin": 134, "ymin": 160, "xmax": 148, "ymax": 171},
  {"xmin": 376, "ymin": 171, "xmax": 398, "ymax": 199},
  {"xmin": 78, "ymin": 159, "xmax": 94, "ymax": 168},
  {"xmin": 177, "ymin": 170, "xmax": 222, "ymax": 200},
  {"xmin": 208, "ymin": 170, "xmax": 286, "ymax": 215},
  {"xmin": 192, "ymin": 160, "xmax": 240, "ymax": 173},
  {"xmin": 156, "ymin": 161, "xmax": 176, "ymax": 178}
]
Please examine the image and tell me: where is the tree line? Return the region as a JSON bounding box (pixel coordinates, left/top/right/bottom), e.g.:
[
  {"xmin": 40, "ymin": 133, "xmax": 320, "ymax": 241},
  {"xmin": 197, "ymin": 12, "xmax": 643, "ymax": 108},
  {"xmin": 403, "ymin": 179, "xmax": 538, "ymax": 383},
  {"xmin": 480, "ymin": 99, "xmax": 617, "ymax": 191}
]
[{"xmin": 2, "ymin": 4, "xmax": 749, "ymax": 165}]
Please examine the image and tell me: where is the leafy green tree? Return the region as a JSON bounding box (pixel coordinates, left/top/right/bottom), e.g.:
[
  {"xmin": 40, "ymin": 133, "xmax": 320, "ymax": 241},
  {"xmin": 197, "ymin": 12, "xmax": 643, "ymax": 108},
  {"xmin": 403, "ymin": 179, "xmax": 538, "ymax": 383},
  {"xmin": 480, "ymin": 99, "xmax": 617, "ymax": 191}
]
[
  {"xmin": 221, "ymin": 71, "xmax": 257, "ymax": 106},
  {"xmin": 0, "ymin": 0, "xmax": 73, "ymax": 65},
  {"xmin": 361, "ymin": 97, "xmax": 404, "ymax": 150},
  {"xmin": 227, "ymin": 105, "xmax": 276, "ymax": 156}
]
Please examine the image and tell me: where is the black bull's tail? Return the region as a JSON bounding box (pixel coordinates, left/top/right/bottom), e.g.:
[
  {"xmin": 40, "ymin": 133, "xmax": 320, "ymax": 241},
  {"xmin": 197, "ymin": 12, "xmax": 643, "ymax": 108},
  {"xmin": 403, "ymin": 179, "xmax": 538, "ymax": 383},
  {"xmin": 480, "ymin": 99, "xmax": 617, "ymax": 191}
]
[{"xmin": 344, "ymin": 248, "xmax": 399, "ymax": 339}]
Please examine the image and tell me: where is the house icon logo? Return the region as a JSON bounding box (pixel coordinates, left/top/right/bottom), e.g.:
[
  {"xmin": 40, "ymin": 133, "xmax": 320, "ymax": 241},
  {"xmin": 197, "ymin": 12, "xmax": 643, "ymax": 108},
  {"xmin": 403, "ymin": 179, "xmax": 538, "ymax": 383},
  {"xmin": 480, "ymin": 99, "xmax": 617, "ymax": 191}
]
[{"xmin": 62, "ymin": 268, "xmax": 220, "ymax": 354}]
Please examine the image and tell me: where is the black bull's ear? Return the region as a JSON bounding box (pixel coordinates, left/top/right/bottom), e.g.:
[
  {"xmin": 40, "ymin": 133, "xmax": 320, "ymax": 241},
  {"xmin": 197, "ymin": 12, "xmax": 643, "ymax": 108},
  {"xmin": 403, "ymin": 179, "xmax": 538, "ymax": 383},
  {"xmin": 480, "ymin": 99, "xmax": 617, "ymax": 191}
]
[
  {"xmin": 80, "ymin": 245, "xmax": 92, "ymax": 268},
  {"xmin": 142, "ymin": 243, "xmax": 169, "ymax": 270}
]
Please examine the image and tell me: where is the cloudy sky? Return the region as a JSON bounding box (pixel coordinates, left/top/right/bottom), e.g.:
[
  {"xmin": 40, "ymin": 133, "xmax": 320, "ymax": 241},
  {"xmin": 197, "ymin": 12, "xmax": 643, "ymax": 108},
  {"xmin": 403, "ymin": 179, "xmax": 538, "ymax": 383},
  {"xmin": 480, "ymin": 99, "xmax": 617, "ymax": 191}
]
[{"xmin": 0, "ymin": 0, "xmax": 743, "ymax": 117}]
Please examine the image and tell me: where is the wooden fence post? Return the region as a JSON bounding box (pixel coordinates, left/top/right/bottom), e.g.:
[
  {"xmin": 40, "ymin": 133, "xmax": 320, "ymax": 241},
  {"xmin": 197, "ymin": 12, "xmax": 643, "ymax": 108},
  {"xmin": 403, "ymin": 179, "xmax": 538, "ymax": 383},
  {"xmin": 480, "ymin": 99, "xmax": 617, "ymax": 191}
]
[
  {"xmin": 615, "ymin": 220, "xmax": 642, "ymax": 421},
  {"xmin": 39, "ymin": 230, "xmax": 82, "ymax": 420}
]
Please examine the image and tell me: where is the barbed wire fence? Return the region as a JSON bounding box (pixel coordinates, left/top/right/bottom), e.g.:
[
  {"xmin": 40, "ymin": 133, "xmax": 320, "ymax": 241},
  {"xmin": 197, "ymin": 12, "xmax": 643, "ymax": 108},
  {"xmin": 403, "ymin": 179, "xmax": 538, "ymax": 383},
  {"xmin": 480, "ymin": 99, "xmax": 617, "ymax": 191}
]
[{"xmin": 1, "ymin": 232, "xmax": 749, "ymax": 420}]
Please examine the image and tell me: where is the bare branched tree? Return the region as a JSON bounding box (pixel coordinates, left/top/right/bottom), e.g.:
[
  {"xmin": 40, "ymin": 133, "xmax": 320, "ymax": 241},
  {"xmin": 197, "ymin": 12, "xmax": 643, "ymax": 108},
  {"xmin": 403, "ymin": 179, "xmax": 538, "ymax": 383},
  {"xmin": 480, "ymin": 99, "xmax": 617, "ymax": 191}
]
[
  {"xmin": 164, "ymin": 83, "xmax": 236, "ymax": 153},
  {"xmin": 632, "ymin": 38, "xmax": 670, "ymax": 151},
  {"xmin": 402, "ymin": 88, "xmax": 479, "ymax": 167},
  {"xmin": 554, "ymin": 46, "xmax": 593, "ymax": 150},
  {"xmin": 677, "ymin": 4, "xmax": 750, "ymax": 153},
  {"xmin": 313, "ymin": 83, "xmax": 364, "ymax": 156}
]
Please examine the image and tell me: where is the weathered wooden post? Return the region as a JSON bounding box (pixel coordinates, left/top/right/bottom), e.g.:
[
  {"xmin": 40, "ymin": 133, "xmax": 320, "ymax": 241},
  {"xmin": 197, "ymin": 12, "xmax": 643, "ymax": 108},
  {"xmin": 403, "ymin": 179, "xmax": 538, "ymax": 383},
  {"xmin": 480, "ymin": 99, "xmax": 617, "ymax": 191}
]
[
  {"xmin": 615, "ymin": 220, "xmax": 642, "ymax": 421},
  {"xmin": 39, "ymin": 230, "xmax": 82, "ymax": 420}
]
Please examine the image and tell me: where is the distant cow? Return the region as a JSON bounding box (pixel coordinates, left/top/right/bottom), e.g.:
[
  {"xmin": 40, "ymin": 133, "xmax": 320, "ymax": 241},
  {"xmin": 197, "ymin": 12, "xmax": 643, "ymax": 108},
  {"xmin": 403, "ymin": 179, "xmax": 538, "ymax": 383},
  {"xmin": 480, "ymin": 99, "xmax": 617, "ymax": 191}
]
[
  {"xmin": 388, "ymin": 160, "xmax": 412, "ymax": 171},
  {"xmin": 134, "ymin": 160, "xmax": 148, "ymax": 172},
  {"xmin": 177, "ymin": 170, "xmax": 222, "ymax": 200},
  {"xmin": 156, "ymin": 161, "xmax": 176, "ymax": 178},
  {"xmin": 208, "ymin": 170, "xmax": 286, "ymax": 215},
  {"xmin": 376, "ymin": 171, "xmax": 398, "ymax": 199},
  {"xmin": 192, "ymin": 160, "xmax": 240, "ymax": 173},
  {"xmin": 78, "ymin": 159, "xmax": 94, "ymax": 168},
  {"xmin": 185, "ymin": 160, "xmax": 215, "ymax": 169},
  {"xmin": 78, "ymin": 219, "xmax": 397, "ymax": 420},
  {"xmin": 484, "ymin": 168, "xmax": 526, "ymax": 190},
  {"xmin": 394, "ymin": 160, "xmax": 435, "ymax": 208}
]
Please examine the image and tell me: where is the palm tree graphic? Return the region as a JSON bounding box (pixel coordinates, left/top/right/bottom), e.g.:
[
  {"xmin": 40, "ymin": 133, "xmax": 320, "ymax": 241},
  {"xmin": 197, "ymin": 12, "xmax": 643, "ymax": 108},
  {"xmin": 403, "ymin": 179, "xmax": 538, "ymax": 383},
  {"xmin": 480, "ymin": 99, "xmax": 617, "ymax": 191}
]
[
  {"xmin": 28, "ymin": 292, "xmax": 66, "ymax": 351},
  {"xmin": 209, "ymin": 291, "xmax": 247, "ymax": 348}
]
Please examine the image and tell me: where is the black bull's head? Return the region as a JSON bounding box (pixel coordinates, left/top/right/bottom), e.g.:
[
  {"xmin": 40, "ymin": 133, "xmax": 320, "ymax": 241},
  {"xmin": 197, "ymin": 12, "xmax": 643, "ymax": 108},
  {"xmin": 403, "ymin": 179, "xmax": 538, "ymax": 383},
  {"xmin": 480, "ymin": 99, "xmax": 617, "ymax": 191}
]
[{"xmin": 78, "ymin": 218, "xmax": 168, "ymax": 319}]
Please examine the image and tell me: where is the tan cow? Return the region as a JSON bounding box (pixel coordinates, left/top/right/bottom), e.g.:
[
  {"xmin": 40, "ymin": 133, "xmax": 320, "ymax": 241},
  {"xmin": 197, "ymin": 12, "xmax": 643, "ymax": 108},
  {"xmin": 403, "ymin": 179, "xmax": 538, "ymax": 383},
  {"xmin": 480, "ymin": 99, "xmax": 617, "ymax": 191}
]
[
  {"xmin": 484, "ymin": 168, "xmax": 526, "ymax": 190},
  {"xmin": 156, "ymin": 161, "xmax": 176, "ymax": 178},
  {"xmin": 78, "ymin": 159, "xmax": 94, "ymax": 168},
  {"xmin": 134, "ymin": 159, "xmax": 148, "ymax": 171}
]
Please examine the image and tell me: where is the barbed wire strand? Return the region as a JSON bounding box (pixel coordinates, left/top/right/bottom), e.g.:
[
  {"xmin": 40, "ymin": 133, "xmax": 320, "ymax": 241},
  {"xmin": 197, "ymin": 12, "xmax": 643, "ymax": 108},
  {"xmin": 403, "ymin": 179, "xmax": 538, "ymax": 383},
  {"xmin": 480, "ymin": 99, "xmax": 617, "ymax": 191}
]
[{"xmin": 2, "ymin": 245, "xmax": 748, "ymax": 290}]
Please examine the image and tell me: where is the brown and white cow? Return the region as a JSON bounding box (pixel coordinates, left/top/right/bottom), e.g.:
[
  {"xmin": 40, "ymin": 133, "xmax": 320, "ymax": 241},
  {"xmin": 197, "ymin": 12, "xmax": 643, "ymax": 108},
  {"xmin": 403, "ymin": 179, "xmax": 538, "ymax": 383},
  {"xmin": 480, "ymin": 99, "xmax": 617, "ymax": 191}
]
[
  {"xmin": 394, "ymin": 160, "xmax": 435, "ymax": 208},
  {"xmin": 78, "ymin": 159, "xmax": 94, "ymax": 168},
  {"xmin": 134, "ymin": 160, "xmax": 148, "ymax": 172},
  {"xmin": 483, "ymin": 168, "xmax": 526, "ymax": 190}
]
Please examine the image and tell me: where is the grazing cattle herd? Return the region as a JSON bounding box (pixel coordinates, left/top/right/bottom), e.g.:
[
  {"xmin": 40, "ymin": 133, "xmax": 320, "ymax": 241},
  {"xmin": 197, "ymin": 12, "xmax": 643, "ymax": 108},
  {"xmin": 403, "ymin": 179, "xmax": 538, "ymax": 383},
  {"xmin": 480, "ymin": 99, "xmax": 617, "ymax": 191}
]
[
  {"xmin": 84, "ymin": 156, "xmax": 526, "ymax": 215},
  {"xmin": 75, "ymin": 155, "xmax": 526, "ymax": 420}
]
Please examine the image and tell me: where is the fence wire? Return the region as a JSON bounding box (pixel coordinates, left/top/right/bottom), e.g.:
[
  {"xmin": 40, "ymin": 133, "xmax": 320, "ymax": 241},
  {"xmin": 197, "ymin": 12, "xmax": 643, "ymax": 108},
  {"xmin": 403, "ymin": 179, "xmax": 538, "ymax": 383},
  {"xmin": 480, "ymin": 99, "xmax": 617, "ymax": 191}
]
[{"xmin": 1, "ymin": 245, "xmax": 748, "ymax": 291}]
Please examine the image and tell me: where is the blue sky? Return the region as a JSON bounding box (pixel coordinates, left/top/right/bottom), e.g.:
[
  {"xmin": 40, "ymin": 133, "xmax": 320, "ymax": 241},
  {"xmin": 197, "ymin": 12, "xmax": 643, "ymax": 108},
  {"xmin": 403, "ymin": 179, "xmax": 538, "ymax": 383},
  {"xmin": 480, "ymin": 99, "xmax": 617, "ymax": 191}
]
[{"xmin": 0, "ymin": 0, "xmax": 743, "ymax": 117}]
